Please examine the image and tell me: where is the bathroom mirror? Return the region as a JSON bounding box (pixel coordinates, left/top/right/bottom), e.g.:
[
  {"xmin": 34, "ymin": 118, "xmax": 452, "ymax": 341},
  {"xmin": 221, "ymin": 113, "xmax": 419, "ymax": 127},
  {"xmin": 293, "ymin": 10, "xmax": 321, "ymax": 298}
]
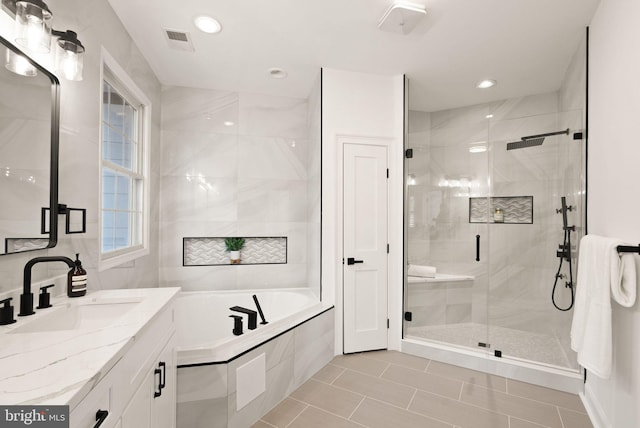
[{"xmin": 0, "ymin": 35, "xmax": 59, "ymax": 255}]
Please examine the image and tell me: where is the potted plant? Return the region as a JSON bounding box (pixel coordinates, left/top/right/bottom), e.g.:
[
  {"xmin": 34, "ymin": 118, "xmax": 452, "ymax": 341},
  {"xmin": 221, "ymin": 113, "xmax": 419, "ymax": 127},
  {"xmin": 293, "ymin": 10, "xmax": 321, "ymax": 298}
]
[{"xmin": 224, "ymin": 237, "xmax": 245, "ymax": 264}]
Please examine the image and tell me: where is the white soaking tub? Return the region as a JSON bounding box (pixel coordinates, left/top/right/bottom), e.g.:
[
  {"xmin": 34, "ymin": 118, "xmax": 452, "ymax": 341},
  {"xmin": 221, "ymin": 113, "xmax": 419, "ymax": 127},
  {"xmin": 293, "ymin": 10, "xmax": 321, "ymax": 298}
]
[{"xmin": 174, "ymin": 288, "xmax": 331, "ymax": 366}]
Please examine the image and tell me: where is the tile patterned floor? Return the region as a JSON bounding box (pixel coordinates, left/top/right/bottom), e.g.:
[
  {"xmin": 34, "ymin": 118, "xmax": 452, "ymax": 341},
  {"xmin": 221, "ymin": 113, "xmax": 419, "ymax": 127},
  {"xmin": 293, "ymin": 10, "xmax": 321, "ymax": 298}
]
[{"xmin": 252, "ymin": 351, "xmax": 593, "ymax": 428}]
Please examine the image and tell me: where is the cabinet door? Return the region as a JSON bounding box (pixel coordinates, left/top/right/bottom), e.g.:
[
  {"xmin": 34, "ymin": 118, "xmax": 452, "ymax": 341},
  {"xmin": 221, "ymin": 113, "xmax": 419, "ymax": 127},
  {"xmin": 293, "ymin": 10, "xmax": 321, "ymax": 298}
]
[
  {"xmin": 120, "ymin": 372, "xmax": 152, "ymax": 428},
  {"xmin": 152, "ymin": 333, "xmax": 176, "ymax": 428}
]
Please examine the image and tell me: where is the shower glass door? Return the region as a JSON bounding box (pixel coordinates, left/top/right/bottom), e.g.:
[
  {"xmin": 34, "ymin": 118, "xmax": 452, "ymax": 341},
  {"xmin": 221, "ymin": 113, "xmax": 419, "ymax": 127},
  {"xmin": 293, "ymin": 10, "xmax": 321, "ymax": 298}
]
[
  {"xmin": 404, "ymin": 106, "xmax": 491, "ymax": 356},
  {"xmin": 485, "ymin": 106, "xmax": 583, "ymax": 371}
]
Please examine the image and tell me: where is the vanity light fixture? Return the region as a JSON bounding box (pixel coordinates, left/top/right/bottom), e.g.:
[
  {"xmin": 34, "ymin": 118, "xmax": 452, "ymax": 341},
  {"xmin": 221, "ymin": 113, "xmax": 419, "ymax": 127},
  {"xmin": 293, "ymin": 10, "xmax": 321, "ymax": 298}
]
[
  {"xmin": 476, "ymin": 79, "xmax": 497, "ymax": 89},
  {"xmin": 11, "ymin": 0, "xmax": 85, "ymax": 81},
  {"xmin": 53, "ymin": 30, "xmax": 84, "ymax": 81},
  {"xmin": 194, "ymin": 15, "xmax": 222, "ymax": 34},
  {"xmin": 14, "ymin": 0, "xmax": 52, "ymax": 53},
  {"xmin": 5, "ymin": 48, "xmax": 37, "ymax": 76}
]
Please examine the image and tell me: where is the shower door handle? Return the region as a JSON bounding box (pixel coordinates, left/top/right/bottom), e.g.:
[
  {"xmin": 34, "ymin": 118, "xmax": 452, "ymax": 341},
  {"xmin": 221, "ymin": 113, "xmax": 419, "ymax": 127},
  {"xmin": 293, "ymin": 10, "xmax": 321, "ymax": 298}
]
[
  {"xmin": 475, "ymin": 235, "xmax": 480, "ymax": 262},
  {"xmin": 347, "ymin": 257, "xmax": 364, "ymax": 265}
]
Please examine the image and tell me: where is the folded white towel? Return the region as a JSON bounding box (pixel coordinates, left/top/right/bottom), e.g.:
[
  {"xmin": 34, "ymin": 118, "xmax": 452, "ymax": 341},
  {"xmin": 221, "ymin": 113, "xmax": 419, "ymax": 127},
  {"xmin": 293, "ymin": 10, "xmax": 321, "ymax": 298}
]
[
  {"xmin": 611, "ymin": 253, "xmax": 637, "ymax": 307},
  {"xmin": 570, "ymin": 235, "xmax": 638, "ymax": 379},
  {"xmin": 408, "ymin": 265, "xmax": 436, "ymax": 278}
]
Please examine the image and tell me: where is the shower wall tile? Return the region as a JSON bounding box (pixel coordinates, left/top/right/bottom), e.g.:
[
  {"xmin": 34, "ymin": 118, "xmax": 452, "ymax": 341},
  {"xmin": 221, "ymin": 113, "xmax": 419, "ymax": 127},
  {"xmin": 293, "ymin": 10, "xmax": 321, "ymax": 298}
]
[{"xmin": 491, "ymin": 93, "xmax": 558, "ymax": 122}]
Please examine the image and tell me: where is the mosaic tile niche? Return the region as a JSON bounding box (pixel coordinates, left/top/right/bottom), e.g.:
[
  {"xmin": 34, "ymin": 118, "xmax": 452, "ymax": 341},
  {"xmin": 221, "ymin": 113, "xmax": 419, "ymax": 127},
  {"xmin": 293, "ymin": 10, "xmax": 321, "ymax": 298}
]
[
  {"xmin": 183, "ymin": 237, "xmax": 287, "ymax": 266},
  {"xmin": 469, "ymin": 196, "xmax": 533, "ymax": 224}
]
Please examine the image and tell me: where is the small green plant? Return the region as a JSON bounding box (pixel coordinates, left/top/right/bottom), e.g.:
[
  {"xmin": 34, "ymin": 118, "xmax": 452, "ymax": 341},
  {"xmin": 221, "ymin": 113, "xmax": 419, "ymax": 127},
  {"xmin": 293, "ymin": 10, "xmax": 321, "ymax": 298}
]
[{"xmin": 224, "ymin": 237, "xmax": 245, "ymax": 252}]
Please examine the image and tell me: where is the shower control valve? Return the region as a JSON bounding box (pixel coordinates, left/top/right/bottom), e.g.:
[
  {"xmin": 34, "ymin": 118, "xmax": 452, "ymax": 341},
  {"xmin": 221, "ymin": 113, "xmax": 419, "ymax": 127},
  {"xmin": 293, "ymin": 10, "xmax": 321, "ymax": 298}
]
[{"xmin": 556, "ymin": 205, "xmax": 573, "ymax": 214}]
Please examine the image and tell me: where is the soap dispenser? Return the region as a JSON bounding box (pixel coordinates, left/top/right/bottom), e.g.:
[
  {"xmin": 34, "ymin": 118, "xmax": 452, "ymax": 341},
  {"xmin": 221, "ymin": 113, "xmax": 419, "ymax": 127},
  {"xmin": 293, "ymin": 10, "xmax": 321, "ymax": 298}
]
[{"xmin": 67, "ymin": 253, "xmax": 87, "ymax": 297}]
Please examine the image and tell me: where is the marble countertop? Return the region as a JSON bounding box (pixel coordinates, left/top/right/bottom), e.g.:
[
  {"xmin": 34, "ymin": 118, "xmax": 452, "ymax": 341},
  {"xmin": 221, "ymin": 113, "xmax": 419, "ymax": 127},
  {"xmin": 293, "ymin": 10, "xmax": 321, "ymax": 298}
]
[{"xmin": 0, "ymin": 287, "xmax": 180, "ymax": 409}]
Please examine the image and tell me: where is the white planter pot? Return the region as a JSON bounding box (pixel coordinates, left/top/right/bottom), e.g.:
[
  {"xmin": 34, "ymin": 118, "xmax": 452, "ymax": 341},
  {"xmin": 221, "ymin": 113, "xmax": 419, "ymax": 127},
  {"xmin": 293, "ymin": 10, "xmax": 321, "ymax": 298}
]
[{"xmin": 229, "ymin": 251, "xmax": 241, "ymax": 264}]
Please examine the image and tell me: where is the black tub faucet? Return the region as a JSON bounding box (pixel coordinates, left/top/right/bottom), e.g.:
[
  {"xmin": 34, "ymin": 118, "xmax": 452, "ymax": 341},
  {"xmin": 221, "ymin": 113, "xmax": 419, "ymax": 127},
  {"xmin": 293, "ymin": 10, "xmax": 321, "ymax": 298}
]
[
  {"xmin": 230, "ymin": 306, "xmax": 257, "ymax": 330},
  {"xmin": 20, "ymin": 256, "xmax": 75, "ymax": 316},
  {"xmin": 229, "ymin": 315, "xmax": 243, "ymax": 336}
]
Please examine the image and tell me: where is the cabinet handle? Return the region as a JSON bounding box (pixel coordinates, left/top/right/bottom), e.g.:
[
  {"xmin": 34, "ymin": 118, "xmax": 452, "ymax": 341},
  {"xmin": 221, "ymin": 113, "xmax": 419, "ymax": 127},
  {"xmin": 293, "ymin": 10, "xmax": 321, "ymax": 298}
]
[
  {"xmin": 475, "ymin": 235, "xmax": 480, "ymax": 262},
  {"xmin": 159, "ymin": 361, "xmax": 166, "ymax": 389},
  {"xmin": 94, "ymin": 409, "xmax": 108, "ymax": 427},
  {"xmin": 154, "ymin": 368, "xmax": 162, "ymax": 398}
]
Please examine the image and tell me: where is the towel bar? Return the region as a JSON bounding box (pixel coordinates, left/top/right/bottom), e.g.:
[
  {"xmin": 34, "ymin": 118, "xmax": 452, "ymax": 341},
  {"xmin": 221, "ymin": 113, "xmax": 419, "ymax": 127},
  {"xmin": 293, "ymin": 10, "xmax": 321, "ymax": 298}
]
[{"xmin": 616, "ymin": 244, "xmax": 640, "ymax": 254}]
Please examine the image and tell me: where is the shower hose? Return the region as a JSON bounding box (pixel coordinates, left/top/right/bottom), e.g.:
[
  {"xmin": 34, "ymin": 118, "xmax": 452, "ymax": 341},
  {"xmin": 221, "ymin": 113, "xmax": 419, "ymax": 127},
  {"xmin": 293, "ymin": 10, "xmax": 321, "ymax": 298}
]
[{"xmin": 552, "ymin": 228, "xmax": 575, "ymax": 311}]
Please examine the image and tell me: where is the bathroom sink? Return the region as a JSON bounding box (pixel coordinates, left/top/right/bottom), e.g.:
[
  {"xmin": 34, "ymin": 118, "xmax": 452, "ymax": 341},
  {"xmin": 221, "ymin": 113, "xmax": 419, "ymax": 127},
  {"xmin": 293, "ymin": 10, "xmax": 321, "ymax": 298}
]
[{"xmin": 9, "ymin": 299, "xmax": 141, "ymax": 334}]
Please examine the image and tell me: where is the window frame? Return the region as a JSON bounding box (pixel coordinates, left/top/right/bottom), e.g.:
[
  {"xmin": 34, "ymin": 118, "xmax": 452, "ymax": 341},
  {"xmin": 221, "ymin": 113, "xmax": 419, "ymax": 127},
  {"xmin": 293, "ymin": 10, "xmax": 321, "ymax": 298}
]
[{"xmin": 98, "ymin": 48, "xmax": 151, "ymax": 271}]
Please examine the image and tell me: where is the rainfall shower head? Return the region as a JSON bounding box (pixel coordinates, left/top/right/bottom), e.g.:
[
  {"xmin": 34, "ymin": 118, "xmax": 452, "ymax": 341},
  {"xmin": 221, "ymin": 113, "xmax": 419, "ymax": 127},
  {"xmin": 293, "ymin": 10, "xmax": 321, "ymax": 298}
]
[
  {"xmin": 506, "ymin": 138, "xmax": 545, "ymax": 150},
  {"xmin": 506, "ymin": 128, "xmax": 570, "ymax": 151}
]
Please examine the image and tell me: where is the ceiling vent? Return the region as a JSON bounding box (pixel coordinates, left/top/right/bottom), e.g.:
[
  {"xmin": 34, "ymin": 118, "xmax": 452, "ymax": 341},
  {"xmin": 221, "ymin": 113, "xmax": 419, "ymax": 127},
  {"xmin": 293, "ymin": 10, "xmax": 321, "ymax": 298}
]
[
  {"xmin": 163, "ymin": 28, "xmax": 195, "ymax": 52},
  {"xmin": 378, "ymin": 2, "xmax": 427, "ymax": 35}
]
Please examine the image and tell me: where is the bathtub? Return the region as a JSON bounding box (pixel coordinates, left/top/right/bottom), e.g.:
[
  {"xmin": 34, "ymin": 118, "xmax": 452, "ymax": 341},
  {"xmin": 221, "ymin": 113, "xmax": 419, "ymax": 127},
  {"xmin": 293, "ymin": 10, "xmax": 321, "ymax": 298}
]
[
  {"xmin": 174, "ymin": 288, "xmax": 334, "ymax": 428},
  {"xmin": 175, "ymin": 288, "xmax": 332, "ymax": 366}
]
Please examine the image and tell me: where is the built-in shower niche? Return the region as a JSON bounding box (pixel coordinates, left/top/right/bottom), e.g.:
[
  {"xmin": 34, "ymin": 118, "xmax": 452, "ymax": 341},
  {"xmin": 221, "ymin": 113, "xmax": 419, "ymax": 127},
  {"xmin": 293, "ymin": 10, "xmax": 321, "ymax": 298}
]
[
  {"xmin": 469, "ymin": 196, "xmax": 533, "ymax": 224},
  {"xmin": 183, "ymin": 237, "xmax": 287, "ymax": 266}
]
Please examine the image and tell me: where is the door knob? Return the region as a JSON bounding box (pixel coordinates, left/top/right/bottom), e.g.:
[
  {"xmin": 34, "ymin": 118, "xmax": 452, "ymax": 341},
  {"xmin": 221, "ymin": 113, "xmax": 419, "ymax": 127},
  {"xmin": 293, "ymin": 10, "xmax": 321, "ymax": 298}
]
[{"xmin": 347, "ymin": 257, "xmax": 364, "ymax": 265}]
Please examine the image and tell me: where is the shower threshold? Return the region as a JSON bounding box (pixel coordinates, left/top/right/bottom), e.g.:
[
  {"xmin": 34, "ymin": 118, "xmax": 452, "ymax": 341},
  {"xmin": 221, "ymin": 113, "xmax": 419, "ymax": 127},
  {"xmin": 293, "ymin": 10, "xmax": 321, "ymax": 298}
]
[{"xmin": 403, "ymin": 323, "xmax": 583, "ymax": 394}]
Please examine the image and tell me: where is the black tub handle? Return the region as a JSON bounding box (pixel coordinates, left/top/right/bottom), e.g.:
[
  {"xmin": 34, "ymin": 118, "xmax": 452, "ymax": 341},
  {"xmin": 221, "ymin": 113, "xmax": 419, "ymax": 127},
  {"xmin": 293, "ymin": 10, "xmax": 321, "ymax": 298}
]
[{"xmin": 476, "ymin": 235, "xmax": 480, "ymax": 262}]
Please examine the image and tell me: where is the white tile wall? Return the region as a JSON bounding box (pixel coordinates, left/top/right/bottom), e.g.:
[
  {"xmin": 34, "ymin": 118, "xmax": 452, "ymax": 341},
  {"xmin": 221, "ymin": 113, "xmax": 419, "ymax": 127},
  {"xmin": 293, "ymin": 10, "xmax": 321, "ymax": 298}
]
[{"xmin": 159, "ymin": 86, "xmax": 320, "ymax": 292}]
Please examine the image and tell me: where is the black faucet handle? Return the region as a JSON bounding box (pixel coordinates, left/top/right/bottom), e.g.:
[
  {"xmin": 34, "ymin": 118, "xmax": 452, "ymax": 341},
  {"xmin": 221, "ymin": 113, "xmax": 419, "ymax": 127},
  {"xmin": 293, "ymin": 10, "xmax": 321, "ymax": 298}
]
[
  {"xmin": 0, "ymin": 297, "xmax": 16, "ymax": 325},
  {"xmin": 229, "ymin": 315, "xmax": 243, "ymax": 336},
  {"xmin": 37, "ymin": 284, "xmax": 55, "ymax": 309}
]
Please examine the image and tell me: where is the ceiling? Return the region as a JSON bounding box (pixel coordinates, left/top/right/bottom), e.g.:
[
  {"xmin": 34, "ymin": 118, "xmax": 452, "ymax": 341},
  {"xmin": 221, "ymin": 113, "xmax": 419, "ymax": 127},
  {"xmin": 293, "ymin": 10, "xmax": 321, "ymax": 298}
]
[{"xmin": 107, "ymin": 0, "xmax": 600, "ymax": 112}]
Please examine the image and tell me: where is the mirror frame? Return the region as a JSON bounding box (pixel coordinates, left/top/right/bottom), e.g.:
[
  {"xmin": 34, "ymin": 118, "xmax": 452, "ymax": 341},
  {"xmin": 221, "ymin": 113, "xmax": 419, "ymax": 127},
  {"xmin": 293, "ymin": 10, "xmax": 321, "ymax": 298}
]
[{"xmin": 0, "ymin": 34, "xmax": 60, "ymax": 255}]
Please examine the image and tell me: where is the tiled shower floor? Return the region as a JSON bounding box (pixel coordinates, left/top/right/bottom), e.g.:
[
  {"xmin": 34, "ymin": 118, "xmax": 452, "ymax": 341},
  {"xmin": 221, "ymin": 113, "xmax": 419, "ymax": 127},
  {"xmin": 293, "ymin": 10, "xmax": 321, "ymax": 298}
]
[
  {"xmin": 406, "ymin": 322, "xmax": 579, "ymax": 370},
  {"xmin": 252, "ymin": 350, "xmax": 592, "ymax": 428}
]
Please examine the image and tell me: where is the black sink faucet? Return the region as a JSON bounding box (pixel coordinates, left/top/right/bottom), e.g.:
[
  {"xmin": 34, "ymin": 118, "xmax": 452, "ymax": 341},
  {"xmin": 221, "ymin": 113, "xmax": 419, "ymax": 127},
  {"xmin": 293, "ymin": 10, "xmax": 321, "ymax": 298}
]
[
  {"xmin": 230, "ymin": 306, "xmax": 258, "ymax": 330},
  {"xmin": 19, "ymin": 256, "xmax": 75, "ymax": 316}
]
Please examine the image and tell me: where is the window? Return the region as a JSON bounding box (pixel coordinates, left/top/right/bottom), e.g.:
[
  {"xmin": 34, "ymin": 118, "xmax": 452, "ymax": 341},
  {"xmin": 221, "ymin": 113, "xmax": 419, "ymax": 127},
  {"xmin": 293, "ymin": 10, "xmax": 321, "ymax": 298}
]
[{"xmin": 99, "ymin": 50, "xmax": 150, "ymax": 270}]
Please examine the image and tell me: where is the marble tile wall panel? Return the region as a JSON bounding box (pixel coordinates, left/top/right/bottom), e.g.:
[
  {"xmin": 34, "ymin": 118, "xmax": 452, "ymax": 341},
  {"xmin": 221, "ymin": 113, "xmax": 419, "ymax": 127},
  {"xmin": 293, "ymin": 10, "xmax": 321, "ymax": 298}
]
[
  {"xmin": 293, "ymin": 309, "xmax": 335, "ymax": 386},
  {"xmin": 183, "ymin": 237, "xmax": 287, "ymax": 266},
  {"xmin": 159, "ymin": 87, "xmax": 320, "ymax": 291}
]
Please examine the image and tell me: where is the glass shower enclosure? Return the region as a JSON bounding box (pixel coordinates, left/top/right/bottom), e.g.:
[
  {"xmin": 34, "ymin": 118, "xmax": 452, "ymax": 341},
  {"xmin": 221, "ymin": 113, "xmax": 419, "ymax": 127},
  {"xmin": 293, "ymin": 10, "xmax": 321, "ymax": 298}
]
[{"xmin": 403, "ymin": 54, "xmax": 586, "ymax": 373}]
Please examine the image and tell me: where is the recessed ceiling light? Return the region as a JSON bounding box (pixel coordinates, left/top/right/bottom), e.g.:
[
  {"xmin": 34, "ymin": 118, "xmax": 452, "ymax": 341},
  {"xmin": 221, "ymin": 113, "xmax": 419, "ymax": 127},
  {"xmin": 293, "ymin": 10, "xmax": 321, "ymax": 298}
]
[
  {"xmin": 476, "ymin": 79, "xmax": 497, "ymax": 89},
  {"xmin": 268, "ymin": 68, "xmax": 288, "ymax": 79},
  {"xmin": 194, "ymin": 16, "xmax": 222, "ymax": 34},
  {"xmin": 223, "ymin": 121, "xmax": 235, "ymax": 127},
  {"xmin": 485, "ymin": 114, "xmax": 494, "ymax": 119}
]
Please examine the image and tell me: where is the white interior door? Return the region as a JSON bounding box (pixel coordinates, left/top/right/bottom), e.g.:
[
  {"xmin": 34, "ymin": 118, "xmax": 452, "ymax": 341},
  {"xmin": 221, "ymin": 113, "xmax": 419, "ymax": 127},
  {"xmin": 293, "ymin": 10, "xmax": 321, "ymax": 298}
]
[{"xmin": 343, "ymin": 143, "xmax": 388, "ymax": 353}]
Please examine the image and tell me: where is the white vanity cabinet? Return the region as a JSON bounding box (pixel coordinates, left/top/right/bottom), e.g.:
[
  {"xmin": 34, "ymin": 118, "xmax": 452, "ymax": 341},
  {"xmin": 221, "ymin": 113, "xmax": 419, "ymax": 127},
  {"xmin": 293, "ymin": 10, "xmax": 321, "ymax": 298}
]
[
  {"xmin": 69, "ymin": 300, "xmax": 176, "ymax": 428},
  {"xmin": 121, "ymin": 333, "xmax": 176, "ymax": 428}
]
